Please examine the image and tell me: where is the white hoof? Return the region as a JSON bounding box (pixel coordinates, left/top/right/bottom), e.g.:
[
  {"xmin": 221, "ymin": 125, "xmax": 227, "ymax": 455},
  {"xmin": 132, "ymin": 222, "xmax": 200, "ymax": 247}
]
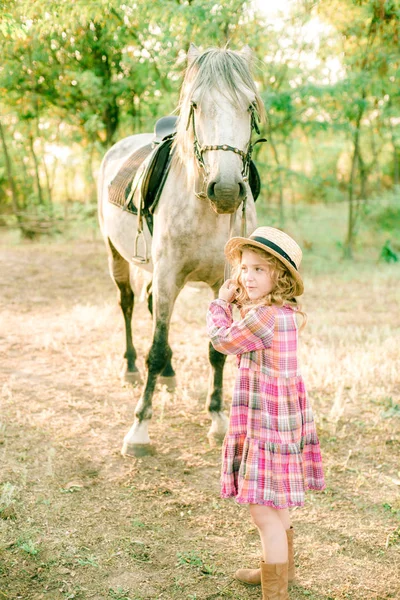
[
  {"xmin": 207, "ymin": 412, "xmax": 228, "ymax": 446},
  {"xmin": 158, "ymin": 375, "xmax": 177, "ymax": 391},
  {"xmin": 121, "ymin": 442, "xmax": 156, "ymax": 457},
  {"xmin": 121, "ymin": 420, "xmax": 154, "ymax": 457},
  {"xmin": 121, "ymin": 366, "xmax": 143, "ymax": 385}
]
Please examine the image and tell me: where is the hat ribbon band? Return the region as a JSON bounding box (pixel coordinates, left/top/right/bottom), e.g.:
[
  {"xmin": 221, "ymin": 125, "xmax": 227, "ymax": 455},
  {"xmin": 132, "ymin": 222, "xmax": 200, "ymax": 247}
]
[{"xmin": 250, "ymin": 236, "xmax": 298, "ymax": 271}]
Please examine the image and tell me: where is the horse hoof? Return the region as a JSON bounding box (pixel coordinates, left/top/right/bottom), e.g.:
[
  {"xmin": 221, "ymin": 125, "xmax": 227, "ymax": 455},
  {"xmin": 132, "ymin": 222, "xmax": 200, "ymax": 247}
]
[
  {"xmin": 207, "ymin": 431, "xmax": 225, "ymax": 448},
  {"xmin": 122, "ymin": 369, "xmax": 143, "ymax": 385},
  {"xmin": 158, "ymin": 375, "xmax": 177, "ymax": 391},
  {"xmin": 121, "ymin": 442, "xmax": 156, "ymax": 458},
  {"xmin": 207, "ymin": 412, "xmax": 228, "ymax": 447}
]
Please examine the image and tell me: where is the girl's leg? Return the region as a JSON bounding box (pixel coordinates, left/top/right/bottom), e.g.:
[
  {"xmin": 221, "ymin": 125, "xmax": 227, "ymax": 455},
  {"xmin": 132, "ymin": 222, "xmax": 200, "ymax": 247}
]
[
  {"xmin": 250, "ymin": 504, "xmax": 288, "ymax": 563},
  {"xmin": 277, "ymin": 507, "xmax": 291, "ymax": 531}
]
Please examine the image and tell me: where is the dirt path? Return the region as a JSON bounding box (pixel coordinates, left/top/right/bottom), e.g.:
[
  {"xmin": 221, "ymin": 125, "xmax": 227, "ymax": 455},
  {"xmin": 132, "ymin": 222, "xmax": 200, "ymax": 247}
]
[{"xmin": 0, "ymin": 238, "xmax": 399, "ymax": 600}]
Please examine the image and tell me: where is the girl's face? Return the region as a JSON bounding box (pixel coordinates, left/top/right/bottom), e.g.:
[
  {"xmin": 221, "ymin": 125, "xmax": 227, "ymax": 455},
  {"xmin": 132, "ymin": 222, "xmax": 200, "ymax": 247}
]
[{"xmin": 240, "ymin": 249, "xmax": 275, "ymax": 301}]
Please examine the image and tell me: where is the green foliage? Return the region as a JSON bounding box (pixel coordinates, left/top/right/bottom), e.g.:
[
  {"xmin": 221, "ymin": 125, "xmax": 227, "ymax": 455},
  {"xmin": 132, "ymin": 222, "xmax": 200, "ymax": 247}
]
[
  {"xmin": 108, "ymin": 588, "xmax": 133, "ymax": 600},
  {"xmin": 0, "ymin": 0, "xmax": 399, "ymax": 253},
  {"xmin": 176, "ymin": 550, "xmax": 217, "ymax": 575},
  {"xmin": 380, "ymin": 397, "xmax": 400, "ymax": 419},
  {"xmin": 18, "ymin": 539, "xmax": 40, "ymax": 556},
  {"xmin": 380, "ymin": 240, "xmax": 399, "ymax": 263},
  {"xmin": 361, "ymin": 192, "xmax": 400, "ymax": 259},
  {"xmin": 76, "ymin": 555, "xmax": 99, "ymax": 567},
  {"xmin": 375, "ymin": 205, "xmax": 400, "ymax": 233}
]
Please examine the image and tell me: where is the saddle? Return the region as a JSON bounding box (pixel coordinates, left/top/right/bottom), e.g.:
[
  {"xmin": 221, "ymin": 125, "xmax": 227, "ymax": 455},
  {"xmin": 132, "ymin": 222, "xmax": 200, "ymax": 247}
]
[
  {"xmin": 108, "ymin": 117, "xmax": 178, "ymax": 235},
  {"xmin": 108, "ymin": 115, "xmax": 261, "ymax": 236}
]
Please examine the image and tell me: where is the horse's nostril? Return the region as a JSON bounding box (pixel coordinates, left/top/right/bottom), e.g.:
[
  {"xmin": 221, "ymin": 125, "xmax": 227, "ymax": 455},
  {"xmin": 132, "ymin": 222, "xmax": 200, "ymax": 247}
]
[
  {"xmin": 207, "ymin": 181, "xmax": 217, "ymax": 200},
  {"xmin": 238, "ymin": 181, "xmax": 246, "ymax": 200}
]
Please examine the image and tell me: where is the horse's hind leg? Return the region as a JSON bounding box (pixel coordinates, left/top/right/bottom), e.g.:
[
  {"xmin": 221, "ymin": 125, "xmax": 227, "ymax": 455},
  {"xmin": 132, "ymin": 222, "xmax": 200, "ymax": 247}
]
[{"xmin": 107, "ymin": 238, "xmax": 141, "ymax": 384}]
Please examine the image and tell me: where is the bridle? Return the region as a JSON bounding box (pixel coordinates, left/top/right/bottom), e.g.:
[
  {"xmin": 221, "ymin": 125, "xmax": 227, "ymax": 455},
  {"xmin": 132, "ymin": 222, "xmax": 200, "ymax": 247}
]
[
  {"xmin": 186, "ymin": 99, "xmax": 266, "ymax": 280},
  {"xmin": 186, "ymin": 100, "xmax": 266, "ymax": 200}
]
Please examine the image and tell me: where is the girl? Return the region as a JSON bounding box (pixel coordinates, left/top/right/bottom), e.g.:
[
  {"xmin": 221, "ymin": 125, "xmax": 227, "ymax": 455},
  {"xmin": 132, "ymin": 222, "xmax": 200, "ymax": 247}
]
[{"xmin": 206, "ymin": 226, "xmax": 325, "ymax": 600}]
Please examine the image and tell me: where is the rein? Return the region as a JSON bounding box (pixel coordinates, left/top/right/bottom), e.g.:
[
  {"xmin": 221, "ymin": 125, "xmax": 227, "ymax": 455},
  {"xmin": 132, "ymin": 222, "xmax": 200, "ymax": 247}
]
[{"xmin": 224, "ymin": 206, "xmax": 246, "ymax": 282}]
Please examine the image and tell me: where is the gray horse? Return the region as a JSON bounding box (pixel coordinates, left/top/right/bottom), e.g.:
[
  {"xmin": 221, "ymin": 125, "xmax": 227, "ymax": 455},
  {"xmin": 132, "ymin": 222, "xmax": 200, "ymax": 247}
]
[{"xmin": 97, "ymin": 44, "xmax": 264, "ymax": 456}]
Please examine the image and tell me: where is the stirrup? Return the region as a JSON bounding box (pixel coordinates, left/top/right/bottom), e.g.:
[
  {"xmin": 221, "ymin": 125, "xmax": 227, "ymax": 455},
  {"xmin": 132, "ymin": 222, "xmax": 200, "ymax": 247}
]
[{"xmin": 131, "ymin": 230, "xmax": 149, "ymax": 264}]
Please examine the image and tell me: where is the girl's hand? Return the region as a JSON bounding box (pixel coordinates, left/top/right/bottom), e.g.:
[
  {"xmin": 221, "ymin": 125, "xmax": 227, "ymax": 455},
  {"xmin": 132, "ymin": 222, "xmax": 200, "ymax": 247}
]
[{"xmin": 218, "ymin": 279, "xmax": 238, "ymax": 303}]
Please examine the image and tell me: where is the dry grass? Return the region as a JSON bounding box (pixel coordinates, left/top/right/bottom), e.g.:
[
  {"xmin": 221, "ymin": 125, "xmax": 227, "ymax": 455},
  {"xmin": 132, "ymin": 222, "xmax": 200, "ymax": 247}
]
[{"xmin": 0, "ymin": 236, "xmax": 399, "ymax": 600}]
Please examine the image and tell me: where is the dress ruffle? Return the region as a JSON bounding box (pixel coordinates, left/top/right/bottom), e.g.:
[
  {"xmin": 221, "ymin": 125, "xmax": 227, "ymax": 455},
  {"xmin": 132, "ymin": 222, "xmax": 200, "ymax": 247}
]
[{"xmin": 221, "ymin": 432, "xmax": 325, "ymax": 509}]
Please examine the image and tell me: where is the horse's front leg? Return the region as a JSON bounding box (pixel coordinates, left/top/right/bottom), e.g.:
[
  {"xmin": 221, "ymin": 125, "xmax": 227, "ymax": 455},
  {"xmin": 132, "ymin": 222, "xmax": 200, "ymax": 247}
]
[
  {"xmin": 121, "ymin": 265, "xmax": 182, "ymax": 457},
  {"xmin": 207, "ymin": 343, "xmax": 229, "ymax": 445},
  {"xmin": 206, "ymin": 285, "xmax": 229, "ymax": 445},
  {"xmin": 145, "ymin": 280, "xmax": 176, "ymax": 388}
]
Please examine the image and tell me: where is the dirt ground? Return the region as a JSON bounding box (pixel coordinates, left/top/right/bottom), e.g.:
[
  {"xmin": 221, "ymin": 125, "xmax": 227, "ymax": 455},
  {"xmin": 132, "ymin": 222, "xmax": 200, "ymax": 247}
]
[{"xmin": 0, "ymin": 237, "xmax": 399, "ymax": 600}]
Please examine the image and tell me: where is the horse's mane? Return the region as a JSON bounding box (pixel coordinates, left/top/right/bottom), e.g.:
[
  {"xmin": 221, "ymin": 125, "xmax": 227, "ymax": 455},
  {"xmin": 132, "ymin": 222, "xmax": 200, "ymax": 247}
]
[{"xmin": 174, "ymin": 48, "xmax": 265, "ymax": 165}]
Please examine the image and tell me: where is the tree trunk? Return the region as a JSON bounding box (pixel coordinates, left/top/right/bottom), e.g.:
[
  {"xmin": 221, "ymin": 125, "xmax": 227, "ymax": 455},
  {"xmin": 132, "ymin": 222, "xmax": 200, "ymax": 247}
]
[
  {"xmin": 104, "ymin": 96, "xmax": 119, "ymax": 147},
  {"xmin": 345, "ymin": 145, "xmax": 358, "ymax": 260},
  {"xmin": 0, "ymin": 120, "xmax": 21, "ymax": 222},
  {"xmin": 358, "ymin": 148, "xmax": 368, "ymax": 200},
  {"xmin": 88, "ymin": 31, "xmax": 120, "ymax": 147},
  {"xmin": 394, "ymin": 145, "xmax": 399, "ymax": 187},
  {"xmin": 285, "ymin": 142, "xmax": 297, "ymax": 221},
  {"xmin": 28, "ymin": 133, "xmax": 44, "ymax": 205},
  {"xmin": 85, "ymin": 142, "xmax": 97, "ymax": 203},
  {"xmin": 370, "ymin": 127, "xmax": 381, "ymax": 192},
  {"xmin": 19, "ymin": 151, "xmax": 31, "ymax": 209},
  {"xmin": 389, "ymin": 121, "xmax": 399, "ymax": 186},
  {"xmin": 344, "ymin": 96, "xmax": 365, "ymax": 259},
  {"xmin": 42, "ymin": 158, "xmax": 53, "ymax": 210}
]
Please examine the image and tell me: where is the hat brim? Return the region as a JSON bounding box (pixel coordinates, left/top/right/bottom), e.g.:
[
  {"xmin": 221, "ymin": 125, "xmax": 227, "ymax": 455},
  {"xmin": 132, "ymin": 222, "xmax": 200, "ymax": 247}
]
[{"xmin": 224, "ymin": 236, "xmax": 304, "ymax": 296}]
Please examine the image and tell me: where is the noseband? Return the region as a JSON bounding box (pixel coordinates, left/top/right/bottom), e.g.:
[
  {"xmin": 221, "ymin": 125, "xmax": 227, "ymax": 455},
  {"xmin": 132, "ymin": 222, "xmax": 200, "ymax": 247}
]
[{"xmin": 186, "ymin": 101, "xmax": 266, "ymax": 200}]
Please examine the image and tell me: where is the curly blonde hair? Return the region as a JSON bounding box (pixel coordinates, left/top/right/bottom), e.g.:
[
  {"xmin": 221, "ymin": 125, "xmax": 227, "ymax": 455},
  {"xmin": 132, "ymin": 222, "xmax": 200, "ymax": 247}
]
[{"xmin": 231, "ymin": 245, "xmax": 307, "ymax": 329}]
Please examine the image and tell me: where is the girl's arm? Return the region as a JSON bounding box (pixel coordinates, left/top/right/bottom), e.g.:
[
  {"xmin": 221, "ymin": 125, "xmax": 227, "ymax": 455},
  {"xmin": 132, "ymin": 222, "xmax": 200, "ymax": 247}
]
[{"xmin": 206, "ymin": 299, "xmax": 275, "ymax": 355}]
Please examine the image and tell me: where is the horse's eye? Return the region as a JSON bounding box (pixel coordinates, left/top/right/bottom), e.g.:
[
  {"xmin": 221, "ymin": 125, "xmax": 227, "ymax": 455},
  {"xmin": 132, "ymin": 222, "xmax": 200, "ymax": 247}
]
[{"xmin": 191, "ymin": 101, "xmax": 198, "ymax": 109}]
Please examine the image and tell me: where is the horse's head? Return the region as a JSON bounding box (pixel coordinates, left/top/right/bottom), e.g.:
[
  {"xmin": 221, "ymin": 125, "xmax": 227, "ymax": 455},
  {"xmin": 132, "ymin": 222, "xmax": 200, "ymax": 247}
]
[{"xmin": 175, "ymin": 45, "xmax": 265, "ymax": 215}]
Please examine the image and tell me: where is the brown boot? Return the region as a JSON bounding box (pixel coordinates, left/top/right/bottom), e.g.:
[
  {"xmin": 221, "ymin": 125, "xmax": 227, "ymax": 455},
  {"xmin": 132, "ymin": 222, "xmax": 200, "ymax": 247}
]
[
  {"xmin": 287, "ymin": 527, "xmax": 295, "ymax": 583},
  {"xmin": 234, "ymin": 565, "xmax": 261, "ymax": 585},
  {"xmin": 260, "ymin": 561, "xmax": 289, "ymax": 600},
  {"xmin": 234, "ymin": 527, "xmax": 295, "ymax": 586}
]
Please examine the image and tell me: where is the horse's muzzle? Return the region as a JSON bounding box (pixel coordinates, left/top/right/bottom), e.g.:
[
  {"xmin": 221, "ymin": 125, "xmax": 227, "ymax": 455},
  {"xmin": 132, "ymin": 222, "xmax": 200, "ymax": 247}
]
[{"xmin": 207, "ymin": 180, "xmax": 246, "ymax": 214}]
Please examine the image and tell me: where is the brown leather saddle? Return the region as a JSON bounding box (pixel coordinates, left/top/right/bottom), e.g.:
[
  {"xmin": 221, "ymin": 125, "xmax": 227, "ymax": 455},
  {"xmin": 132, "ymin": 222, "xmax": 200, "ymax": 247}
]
[{"xmin": 108, "ymin": 116, "xmax": 261, "ymax": 235}]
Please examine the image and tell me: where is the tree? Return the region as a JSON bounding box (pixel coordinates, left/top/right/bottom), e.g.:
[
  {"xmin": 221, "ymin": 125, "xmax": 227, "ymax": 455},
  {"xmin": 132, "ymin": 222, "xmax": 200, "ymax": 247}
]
[{"xmin": 317, "ymin": 0, "xmax": 400, "ymax": 257}]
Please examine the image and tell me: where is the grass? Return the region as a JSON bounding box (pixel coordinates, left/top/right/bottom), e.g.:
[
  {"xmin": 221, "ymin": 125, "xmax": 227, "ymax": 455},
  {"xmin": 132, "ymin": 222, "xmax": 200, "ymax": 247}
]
[
  {"xmin": 0, "ymin": 211, "xmax": 399, "ymax": 599},
  {"xmin": 177, "ymin": 550, "xmax": 218, "ymax": 576},
  {"xmin": 108, "ymin": 588, "xmax": 134, "ymax": 600},
  {"xmin": 17, "ymin": 539, "xmax": 40, "ymax": 557}
]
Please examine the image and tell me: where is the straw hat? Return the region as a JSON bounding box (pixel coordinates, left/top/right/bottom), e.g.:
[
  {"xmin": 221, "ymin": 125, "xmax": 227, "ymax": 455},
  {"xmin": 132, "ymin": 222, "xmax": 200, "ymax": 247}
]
[{"xmin": 225, "ymin": 226, "xmax": 304, "ymax": 296}]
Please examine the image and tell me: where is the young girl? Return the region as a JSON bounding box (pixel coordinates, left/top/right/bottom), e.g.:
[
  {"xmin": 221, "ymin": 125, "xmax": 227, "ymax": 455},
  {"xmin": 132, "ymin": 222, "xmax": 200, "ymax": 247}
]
[{"xmin": 206, "ymin": 226, "xmax": 325, "ymax": 600}]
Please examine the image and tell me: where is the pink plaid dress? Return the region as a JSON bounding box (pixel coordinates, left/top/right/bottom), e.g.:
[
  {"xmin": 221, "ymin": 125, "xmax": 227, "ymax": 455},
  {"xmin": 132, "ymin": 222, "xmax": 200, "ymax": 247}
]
[{"xmin": 207, "ymin": 299, "xmax": 325, "ymax": 509}]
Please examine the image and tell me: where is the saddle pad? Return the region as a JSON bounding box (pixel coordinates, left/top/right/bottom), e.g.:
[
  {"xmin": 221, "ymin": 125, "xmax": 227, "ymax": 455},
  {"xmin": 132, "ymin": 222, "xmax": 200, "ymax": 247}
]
[{"xmin": 108, "ymin": 143, "xmax": 153, "ymax": 214}]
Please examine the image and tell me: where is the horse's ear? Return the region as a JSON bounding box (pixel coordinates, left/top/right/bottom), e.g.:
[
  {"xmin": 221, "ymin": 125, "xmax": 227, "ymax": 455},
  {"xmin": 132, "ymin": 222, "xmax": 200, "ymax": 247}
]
[
  {"xmin": 187, "ymin": 43, "xmax": 200, "ymax": 66},
  {"xmin": 240, "ymin": 45, "xmax": 253, "ymax": 64}
]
